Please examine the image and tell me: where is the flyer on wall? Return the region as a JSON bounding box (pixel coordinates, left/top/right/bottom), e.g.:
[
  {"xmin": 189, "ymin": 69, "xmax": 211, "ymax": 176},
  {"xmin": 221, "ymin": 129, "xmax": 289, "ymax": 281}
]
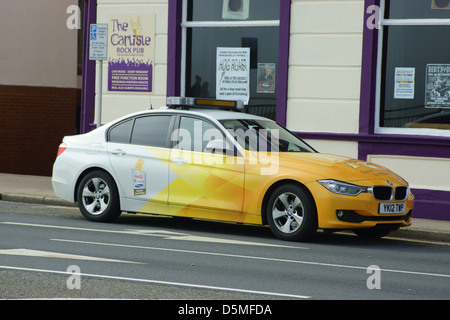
[
  {"xmin": 257, "ymin": 63, "xmax": 276, "ymax": 93},
  {"xmin": 216, "ymin": 47, "xmax": 250, "ymax": 105},
  {"xmin": 425, "ymin": 64, "xmax": 450, "ymax": 108},
  {"xmin": 107, "ymin": 14, "xmax": 155, "ymax": 93},
  {"xmin": 394, "ymin": 67, "xmax": 414, "ymax": 100}
]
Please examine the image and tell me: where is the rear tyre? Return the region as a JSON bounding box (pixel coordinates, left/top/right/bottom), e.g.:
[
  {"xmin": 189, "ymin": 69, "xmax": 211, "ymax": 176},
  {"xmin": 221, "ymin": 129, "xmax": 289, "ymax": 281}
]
[
  {"xmin": 266, "ymin": 184, "xmax": 317, "ymax": 241},
  {"xmin": 77, "ymin": 170, "xmax": 121, "ymax": 222}
]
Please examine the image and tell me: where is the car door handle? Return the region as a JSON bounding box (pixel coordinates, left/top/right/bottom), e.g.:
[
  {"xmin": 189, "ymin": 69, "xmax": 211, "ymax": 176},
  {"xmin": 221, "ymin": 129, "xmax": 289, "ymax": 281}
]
[
  {"xmin": 111, "ymin": 149, "xmax": 126, "ymax": 156},
  {"xmin": 171, "ymin": 157, "xmax": 188, "ymax": 165}
]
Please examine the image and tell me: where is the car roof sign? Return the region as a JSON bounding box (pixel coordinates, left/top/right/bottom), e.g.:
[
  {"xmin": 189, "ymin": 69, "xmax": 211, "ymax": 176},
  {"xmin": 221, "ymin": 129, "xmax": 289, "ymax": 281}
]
[{"xmin": 166, "ymin": 96, "xmax": 244, "ymax": 111}]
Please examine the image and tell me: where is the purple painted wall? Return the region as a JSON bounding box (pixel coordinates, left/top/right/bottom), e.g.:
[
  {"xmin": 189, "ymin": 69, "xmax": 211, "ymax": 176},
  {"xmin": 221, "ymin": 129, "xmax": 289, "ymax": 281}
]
[{"xmin": 80, "ymin": 0, "xmax": 97, "ymax": 134}]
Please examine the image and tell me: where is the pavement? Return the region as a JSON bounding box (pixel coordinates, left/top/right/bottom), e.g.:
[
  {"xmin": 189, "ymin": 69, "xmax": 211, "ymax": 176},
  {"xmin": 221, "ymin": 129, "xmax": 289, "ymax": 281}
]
[{"xmin": 0, "ymin": 172, "xmax": 449, "ymax": 243}]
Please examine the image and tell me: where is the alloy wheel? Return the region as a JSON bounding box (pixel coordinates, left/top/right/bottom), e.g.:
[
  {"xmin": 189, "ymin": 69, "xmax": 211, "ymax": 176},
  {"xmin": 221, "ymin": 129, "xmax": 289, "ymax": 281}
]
[{"xmin": 271, "ymin": 192, "xmax": 304, "ymax": 234}]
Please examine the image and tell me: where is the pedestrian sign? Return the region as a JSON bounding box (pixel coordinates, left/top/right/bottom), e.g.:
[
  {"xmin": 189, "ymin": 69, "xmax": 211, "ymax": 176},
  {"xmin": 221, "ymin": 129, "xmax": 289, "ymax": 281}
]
[{"xmin": 89, "ymin": 24, "xmax": 108, "ymax": 61}]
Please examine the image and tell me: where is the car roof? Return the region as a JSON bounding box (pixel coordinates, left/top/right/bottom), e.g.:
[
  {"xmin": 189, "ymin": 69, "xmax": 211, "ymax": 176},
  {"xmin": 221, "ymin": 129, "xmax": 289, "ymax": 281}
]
[
  {"xmin": 108, "ymin": 107, "xmax": 273, "ymax": 126},
  {"xmin": 179, "ymin": 108, "xmax": 272, "ymax": 121}
]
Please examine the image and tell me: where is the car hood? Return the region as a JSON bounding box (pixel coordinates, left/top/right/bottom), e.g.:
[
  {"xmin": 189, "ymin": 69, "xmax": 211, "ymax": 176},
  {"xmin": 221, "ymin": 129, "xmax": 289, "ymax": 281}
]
[{"xmin": 276, "ymin": 152, "xmax": 407, "ymax": 186}]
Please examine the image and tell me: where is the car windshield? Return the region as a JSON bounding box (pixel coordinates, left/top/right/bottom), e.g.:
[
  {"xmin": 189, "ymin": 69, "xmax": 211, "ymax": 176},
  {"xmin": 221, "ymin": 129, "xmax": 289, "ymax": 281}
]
[{"xmin": 219, "ymin": 119, "xmax": 316, "ymax": 153}]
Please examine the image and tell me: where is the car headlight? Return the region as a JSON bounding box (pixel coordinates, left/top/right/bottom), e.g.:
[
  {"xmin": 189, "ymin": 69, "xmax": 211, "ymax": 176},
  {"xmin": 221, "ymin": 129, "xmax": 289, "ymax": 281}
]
[{"xmin": 318, "ymin": 180, "xmax": 367, "ymax": 196}]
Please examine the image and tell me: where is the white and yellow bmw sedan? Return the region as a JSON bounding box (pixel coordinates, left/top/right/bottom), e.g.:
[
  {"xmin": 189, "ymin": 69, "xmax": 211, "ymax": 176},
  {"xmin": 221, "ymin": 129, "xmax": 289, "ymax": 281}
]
[{"xmin": 52, "ymin": 98, "xmax": 414, "ymax": 241}]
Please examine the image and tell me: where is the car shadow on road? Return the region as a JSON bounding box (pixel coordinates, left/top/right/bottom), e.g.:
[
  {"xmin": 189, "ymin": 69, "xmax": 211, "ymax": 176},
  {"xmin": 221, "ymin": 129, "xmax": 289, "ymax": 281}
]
[{"xmin": 110, "ymin": 212, "xmax": 413, "ymax": 248}]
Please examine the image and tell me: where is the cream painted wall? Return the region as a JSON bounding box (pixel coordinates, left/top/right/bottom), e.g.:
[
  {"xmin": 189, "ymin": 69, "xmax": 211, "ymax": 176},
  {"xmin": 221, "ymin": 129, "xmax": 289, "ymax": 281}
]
[
  {"xmin": 0, "ymin": 0, "xmax": 79, "ymax": 88},
  {"xmin": 286, "ymin": 0, "xmax": 364, "ymax": 135},
  {"xmin": 305, "ymin": 139, "xmax": 359, "ymax": 159},
  {"xmin": 96, "ymin": 0, "xmax": 168, "ymax": 124},
  {"xmin": 367, "ymin": 155, "xmax": 450, "ymax": 192}
]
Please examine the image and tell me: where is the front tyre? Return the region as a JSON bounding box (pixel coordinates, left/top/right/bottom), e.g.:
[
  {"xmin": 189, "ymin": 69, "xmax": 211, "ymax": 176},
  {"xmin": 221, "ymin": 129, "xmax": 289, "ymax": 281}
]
[
  {"xmin": 266, "ymin": 184, "xmax": 317, "ymax": 241},
  {"xmin": 77, "ymin": 170, "xmax": 121, "ymax": 222}
]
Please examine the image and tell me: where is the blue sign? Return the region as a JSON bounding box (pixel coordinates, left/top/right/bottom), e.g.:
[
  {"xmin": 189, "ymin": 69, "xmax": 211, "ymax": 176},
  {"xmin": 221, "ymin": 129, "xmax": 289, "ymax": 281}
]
[{"xmin": 89, "ymin": 24, "xmax": 108, "ymax": 61}]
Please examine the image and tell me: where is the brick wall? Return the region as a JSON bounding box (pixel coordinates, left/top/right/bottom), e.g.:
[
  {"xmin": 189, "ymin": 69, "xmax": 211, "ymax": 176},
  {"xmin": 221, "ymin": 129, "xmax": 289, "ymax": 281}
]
[{"xmin": 0, "ymin": 85, "xmax": 79, "ymax": 176}]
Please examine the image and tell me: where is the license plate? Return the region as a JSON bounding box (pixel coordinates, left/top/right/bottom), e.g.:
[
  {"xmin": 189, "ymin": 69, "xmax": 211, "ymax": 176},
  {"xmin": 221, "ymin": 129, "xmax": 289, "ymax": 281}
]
[{"xmin": 379, "ymin": 203, "xmax": 405, "ymax": 214}]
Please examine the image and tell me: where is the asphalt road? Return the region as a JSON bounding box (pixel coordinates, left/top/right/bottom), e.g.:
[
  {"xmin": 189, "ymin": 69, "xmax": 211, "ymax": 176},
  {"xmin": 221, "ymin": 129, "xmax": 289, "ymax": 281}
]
[{"xmin": 1, "ymin": 201, "xmax": 449, "ymax": 304}]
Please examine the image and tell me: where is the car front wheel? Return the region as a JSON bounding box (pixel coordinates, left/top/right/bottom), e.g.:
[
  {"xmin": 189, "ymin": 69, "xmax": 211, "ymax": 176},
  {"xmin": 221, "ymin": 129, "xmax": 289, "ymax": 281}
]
[
  {"xmin": 77, "ymin": 170, "xmax": 121, "ymax": 222},
  {"xmin": 266, "ymin": 184, "xmax": 317, "ymax": 241}
]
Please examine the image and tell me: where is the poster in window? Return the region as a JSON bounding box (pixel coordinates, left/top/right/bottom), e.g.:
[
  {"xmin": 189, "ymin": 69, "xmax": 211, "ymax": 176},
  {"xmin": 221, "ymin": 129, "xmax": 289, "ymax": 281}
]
[
  {"xmin": 216, "ymin": 47, "xmax": 250, "ymax": 104},
  {"xmin": 394, "ymin": 67, "xmax": 415, "ymax": 99},
  {"xmin": 107, "ymin": 14, "xmax": 155, "ymax": 93},
  {"xmin": 257, "ymin": 63, "xmax": 276, "ymax": 93},
  {"xmin": 425, "ymin": 64, "xmax": 450, "ymax": 108}
]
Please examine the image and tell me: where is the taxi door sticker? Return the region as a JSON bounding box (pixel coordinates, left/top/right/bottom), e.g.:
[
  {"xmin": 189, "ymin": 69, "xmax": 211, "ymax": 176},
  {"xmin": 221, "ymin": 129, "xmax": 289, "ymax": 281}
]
[{"xmin": 133, "ymin": 158, "xmax": 146, "ymax": 196}]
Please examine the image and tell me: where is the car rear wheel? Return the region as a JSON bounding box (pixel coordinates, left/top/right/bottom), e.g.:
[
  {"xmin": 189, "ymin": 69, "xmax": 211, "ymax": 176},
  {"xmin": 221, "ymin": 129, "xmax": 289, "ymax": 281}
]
[
  {"xmin": 266, "ymin": 184, "xmax": 317, "ymax": 241},
  {"xmin": 77, "ymin": 170, "xmax": 121, "ymax": 222}
]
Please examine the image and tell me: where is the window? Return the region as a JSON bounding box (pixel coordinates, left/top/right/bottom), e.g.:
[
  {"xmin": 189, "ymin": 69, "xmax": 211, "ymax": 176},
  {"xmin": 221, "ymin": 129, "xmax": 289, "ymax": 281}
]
[
  {"xmin": 181, "ymin": 0, "xmax": 280, "ymax": 120},
  {"xmin": 176, "ymin": 116, "xmax": 225, "ymax": 152},
  {"xmin": 376, "ymin": 0, "xmax": 450, "ymax": 136},
  {"xmin": 130, "ymin": 116, "xmax": 172, "ymax": 147},
  {"xmin": 108, "ymin": 119, "xmax": 133, "ymax": 143},
  {"xmin": 220, "ymin": 119, "xmax": 316, "ymax": 152}
]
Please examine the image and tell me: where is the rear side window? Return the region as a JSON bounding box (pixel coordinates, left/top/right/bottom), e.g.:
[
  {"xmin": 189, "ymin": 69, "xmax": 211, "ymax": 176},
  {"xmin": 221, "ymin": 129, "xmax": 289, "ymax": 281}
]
[
  {"xmin": 131, "ymin": 115, "xmax": 172, "ymax": 147},
  {"xmin": 109, "ymin": 119, "xmax": 133, "ymax": 143}
]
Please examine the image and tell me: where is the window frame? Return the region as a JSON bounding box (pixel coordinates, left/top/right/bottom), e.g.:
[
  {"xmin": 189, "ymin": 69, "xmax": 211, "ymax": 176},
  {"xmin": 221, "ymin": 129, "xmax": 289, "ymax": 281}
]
[
  {"xmin": 175, "ymin": 115, "xmax": 226, "ymax": 152},
  {"xmin": 108, "ymin": 118, "xmax": 134, "ymax": 144},
  {"xmin": 131, "ymin": 115, "xmax": 174, "ymax": 148},
  {"xmin": 180, "ymin": 0, "xmax": 280, "ymax": 97},
  {"xmin": 168, "ymin": 0, "xmax": 290, "ymax": 125},
  {"xmin": 107, "ymin": 114, "xmax": 175, "ymax": 148},
  {"xmin": 375, "ymin": 0, "xmax": 450, "ymax": 137}
]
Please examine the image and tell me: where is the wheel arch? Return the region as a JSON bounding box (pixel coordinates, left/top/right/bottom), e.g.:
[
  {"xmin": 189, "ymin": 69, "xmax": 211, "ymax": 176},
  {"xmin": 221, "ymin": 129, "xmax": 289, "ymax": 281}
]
[
  {"xmin": 74, "ymin": 167, "xmax": 119, "ymax": 203},
  {"xmin": 261, "ymin": 179, "xmax": 317, "ymax": 225}
]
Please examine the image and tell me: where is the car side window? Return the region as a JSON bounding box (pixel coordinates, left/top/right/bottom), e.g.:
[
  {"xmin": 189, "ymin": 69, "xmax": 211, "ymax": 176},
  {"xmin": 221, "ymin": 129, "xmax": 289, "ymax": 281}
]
[
  {"xmin": 177, "ymin": 117, "xmax": 224, "ymax": 152},
  {"xmin": 108, "ymin": 119, "xmax": 133, "ymax": 143},
  {"xmin": 131, "ymin": 115, "xmax": 172, "ymax": 148}
]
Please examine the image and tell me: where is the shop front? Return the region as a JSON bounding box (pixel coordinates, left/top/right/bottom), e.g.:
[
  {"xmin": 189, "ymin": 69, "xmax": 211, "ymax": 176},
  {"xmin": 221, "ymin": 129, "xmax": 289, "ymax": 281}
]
[{"xmin": 80, "ymin": 0, "xmax": 450, "ymax": 221}]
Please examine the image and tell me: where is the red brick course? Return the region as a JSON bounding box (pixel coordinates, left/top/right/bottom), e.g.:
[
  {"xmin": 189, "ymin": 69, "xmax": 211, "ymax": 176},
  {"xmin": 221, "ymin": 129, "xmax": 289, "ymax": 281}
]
[{"xmin": 0, "ymin": 85, "xmax": 79, "ymax": 176}]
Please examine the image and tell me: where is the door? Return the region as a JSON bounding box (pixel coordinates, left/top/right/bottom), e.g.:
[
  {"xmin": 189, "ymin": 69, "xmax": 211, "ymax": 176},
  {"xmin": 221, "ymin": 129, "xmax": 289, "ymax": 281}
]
[
  {"xmin": 107, "ymin": 115, "xmax": 173, "ymax": 210},
  {"xmin": 168, "ymin": 116, "xmax": 244, "ymax": 213}
]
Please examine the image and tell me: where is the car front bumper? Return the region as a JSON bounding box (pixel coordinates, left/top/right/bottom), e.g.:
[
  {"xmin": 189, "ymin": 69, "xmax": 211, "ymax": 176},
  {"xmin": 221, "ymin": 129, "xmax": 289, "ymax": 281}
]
[{"xmin": 306, "ymin": 182, "xmax": 414, "ymax": 230}]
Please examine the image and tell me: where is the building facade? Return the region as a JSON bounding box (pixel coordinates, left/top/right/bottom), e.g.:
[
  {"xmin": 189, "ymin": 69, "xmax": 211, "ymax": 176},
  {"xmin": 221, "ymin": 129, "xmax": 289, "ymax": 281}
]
[
  {"xmin": 7, "ymin": 0, "xmax": 448, "ymax": 220},
  {"xmin": 0, "ymin": 0, "xmax": 81, "ymax": 175},
  {"xmin": 0, "ymin": 0, "xmax": 81, "ymax": 176}
]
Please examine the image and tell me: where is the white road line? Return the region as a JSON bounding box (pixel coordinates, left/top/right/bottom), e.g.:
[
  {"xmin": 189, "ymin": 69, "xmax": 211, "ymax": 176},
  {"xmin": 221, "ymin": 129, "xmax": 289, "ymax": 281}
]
[
  {"xmin": 51, "ymin": 238, "xmax": 450, "ymax": 279},
  {"xmin": 0, "ymin": 248, "xmax": 142, "ymax": 264},
  {"xmin": 0, "ymin": 265, "xmax": 311, "ymax": 299},
  {"xmin": 0, "ymin": 221, "xmax": 307, "ymax": 249}
]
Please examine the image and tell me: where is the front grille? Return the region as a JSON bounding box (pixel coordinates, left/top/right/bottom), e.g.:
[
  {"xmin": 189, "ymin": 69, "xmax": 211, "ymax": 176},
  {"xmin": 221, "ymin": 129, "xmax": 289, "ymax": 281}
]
[
  {"xmin": 372, "ymin": 186, "xmax": 393, "ymax": 201},
  {"xmin": 395, "ymin": 186, "xmax": 408, "ymax": 200},
  {"xmin": 371, "ymin": 185, "xmax": 408, "ymax": 201}
]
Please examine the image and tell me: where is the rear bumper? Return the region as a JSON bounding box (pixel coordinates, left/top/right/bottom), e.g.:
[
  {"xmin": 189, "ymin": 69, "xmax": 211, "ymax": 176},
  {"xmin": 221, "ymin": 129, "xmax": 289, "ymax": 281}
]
[{"xmin": 51, "ymin": 157, "xmax": 78, "ymax": 203}]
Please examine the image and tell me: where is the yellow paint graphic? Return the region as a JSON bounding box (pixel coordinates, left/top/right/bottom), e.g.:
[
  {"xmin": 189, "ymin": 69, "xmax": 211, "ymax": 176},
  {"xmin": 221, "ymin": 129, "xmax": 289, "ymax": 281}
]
[
  {"xmin": 137, "ymin": 148, "xmax": 413, "ymax": 229},
  {"xmin": 135, "ymin": 157, "xmax": 145, "ymax": 171}
]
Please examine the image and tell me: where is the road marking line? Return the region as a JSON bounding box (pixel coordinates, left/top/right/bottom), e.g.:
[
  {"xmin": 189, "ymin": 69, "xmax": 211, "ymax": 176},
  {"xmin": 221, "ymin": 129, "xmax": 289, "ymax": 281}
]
[
  {"xmin": 0, "ymin": 265, "xmax": 310, "ymax": 299},
  {"xmin": 51, "ymin": 238, "xmax": 450, "ymax": 279},
  {"xmin": 0, "ymin": 248, "xmax": 143, "ymax": 264},
  {"xmin": 0, "ymin": 221, "xmax": 307, "ymax": 249}
]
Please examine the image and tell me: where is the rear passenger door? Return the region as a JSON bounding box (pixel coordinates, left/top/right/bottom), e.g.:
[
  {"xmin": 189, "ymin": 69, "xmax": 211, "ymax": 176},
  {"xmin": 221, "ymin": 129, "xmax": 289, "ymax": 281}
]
[{"xmin": 107, "ymin": 114, "xmax": 174, "ymax": 210}]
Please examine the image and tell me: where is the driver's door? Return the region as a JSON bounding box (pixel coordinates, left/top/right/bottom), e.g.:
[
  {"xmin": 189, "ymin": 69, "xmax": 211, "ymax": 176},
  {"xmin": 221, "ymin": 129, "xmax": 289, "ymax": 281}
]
[{"xmin": 168, "ymin": 116, "xmax": 244, "ymax": 213}]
